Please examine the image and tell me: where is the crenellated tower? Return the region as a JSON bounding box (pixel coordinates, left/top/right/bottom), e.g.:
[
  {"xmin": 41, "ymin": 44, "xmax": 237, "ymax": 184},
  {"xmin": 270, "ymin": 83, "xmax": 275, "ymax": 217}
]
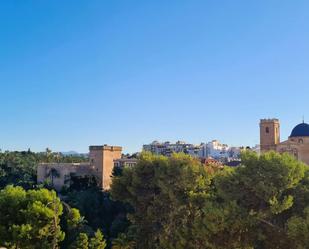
[{"xmin": 260, "ymin": 119, "xmax": 280, "ymax": 153}]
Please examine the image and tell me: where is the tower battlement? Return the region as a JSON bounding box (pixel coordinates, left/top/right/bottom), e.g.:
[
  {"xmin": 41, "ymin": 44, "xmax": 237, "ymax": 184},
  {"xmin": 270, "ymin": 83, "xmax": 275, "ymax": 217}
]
[
  {"xmin": 260, "ymin": 118, "xmax": 280, "ymax": 123},
  {"xmin": 89, "ymin": 145, "xmax": 122, "ymax": 151}
]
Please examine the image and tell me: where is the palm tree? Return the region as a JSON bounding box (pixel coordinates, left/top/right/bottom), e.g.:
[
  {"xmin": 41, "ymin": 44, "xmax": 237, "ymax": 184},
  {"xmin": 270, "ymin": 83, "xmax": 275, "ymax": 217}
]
[
  {"xmin": 112, "ymin": 233, "xmax": 136, "ymax": 249},
  {"xmin": 45, "ymin": 147, "xmax": 53, "ymax": 162},
  {"xmin": 46, "ymin": 168, "xmax": 60, "ymax": 187}
]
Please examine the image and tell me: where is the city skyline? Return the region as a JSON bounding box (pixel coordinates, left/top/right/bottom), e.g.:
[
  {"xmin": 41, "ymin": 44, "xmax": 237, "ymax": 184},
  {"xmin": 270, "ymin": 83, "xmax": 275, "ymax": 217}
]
[{"xmin": 1, "ymin": 1, "xmax": 309, "ymax": 153}]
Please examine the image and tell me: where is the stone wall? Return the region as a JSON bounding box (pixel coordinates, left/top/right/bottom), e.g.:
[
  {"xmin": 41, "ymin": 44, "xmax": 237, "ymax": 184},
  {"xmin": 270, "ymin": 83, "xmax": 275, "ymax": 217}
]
[
  {"xmin": 37, "ymin": 145, "xmax": 123, "ymax": 191},
  {"xmin": 37, "ymin": 163, "xmax": 93, "ymax": 191}
]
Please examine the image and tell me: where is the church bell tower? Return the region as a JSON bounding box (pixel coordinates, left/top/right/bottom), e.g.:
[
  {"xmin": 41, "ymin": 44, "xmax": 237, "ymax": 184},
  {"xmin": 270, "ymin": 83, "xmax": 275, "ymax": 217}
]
[{"xmin": 260, "ymin": 119, "xmax": 280, "ymax": 153}]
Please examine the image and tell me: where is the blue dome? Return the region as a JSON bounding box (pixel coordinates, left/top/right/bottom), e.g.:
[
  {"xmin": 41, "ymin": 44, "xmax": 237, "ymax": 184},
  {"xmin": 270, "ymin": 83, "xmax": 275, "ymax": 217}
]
[{"xmin": 290, "ymin": 123, "xmax": 309, "ymax": 137}]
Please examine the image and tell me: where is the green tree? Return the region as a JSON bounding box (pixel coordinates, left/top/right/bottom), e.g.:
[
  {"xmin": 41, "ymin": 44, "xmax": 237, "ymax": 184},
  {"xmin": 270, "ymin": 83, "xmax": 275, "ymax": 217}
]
[
  {"xmin": 89, "ymin": 230, "xmax": 107, "ymax": 249},
  {"xmin": 111, "ymin": 151, "xmax": 309, "ymax": 249},
  {"xmin": 286, "ymin": 207, "xmax": 309, "ymax": 249},
  {"xmin": 0, "ymin": 150, "xmax": 37, "ymax": 189},
  {"xmin": 47, "ymin": 168, "xmax": 60, "ymax": 187},
  {"xmin": 65, "ymin": 188, "xmax": 129, "ymax": 242},
  {"xmin": 111, "ymin": 152, "xmax": 211, "ymax": 249},
  {"xmin": 201, "ymin": 151, "xmax": 307, "ymax": 249},
  {"xmin": 60, "ymin": 205, "xmax": 87, "ymax": 249},
  {"xmin": 112, "ymin": 233, "xmax": 136, "ymax": 249},
  {"xmin": 69, "ymin": 230, "xmax": 107, "ymax": 249},
  {"xmin": 0, "ymin": 185, "xmax": 64, "ymax": 249},
  {"xmin": 70, "ymin": 233, "xmax": 89, "ymax": 249}
]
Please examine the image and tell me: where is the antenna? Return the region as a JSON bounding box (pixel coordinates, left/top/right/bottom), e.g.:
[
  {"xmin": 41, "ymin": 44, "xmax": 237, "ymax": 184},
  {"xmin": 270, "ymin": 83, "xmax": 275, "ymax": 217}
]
[{"xmin": 303, "ymin": 115, "xmax": 305, "ymax": 123}]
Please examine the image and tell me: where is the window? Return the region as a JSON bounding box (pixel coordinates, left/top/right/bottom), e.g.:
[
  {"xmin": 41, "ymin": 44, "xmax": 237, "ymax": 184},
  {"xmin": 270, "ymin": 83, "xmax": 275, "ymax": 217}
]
[
  {"xmin": 266, "ymin": 127, "xmax": 270, "ymax": 133},
  {"xmin": 299, "ymin": 139, "xmax": 304, "ymax": 144},
  {"xmin": 294, "ymin": 150, "xmax": 298, "ymax": 159}
]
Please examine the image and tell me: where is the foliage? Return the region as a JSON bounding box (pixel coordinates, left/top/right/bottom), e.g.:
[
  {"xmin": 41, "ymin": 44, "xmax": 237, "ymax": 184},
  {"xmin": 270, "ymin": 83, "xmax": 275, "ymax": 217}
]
[
  {"xmin": 70, "ymin": 233, "xmax": 89, "ymax": 249},
  {"xmin": 59, "ymin": 205, "xmax": 87, "ymax": 249},
  {"xmin": 111, "ymin": 233, "xmax": 136, "ymax": 249},
  {"xmin": 0, "ymin": 150, "xmax": 38, "ymax": 189},
  {"xmin": 0, "ymin": 150, "xmax": 115, "ymax": 249},
  {"xmin": 111, "ymin": 151, "xmax": 309, "ymax": 249},
  {"xmin": 111, "ymin": 152, "xmax": 211, "ymax": 249},
  {"xmin": 209, "ymin": 151, "xmax": 306, "ymax": 249},
  {"xmin": 0, "ymin": 149, "xmax": 88, "ymax": 189},
  {"xmin": 3, "ymin": 149, "xmax": 309, "ymax": 249},
  {"xmin": 65, "ymin": 187, "xmax": 130, "ymax": 244},
  {"xmin": 69, "ymin": 230, "xmax": 107, "ymax": 249},
  {"xmin": 0, "ymin": 185, "xmax": 64, "ymax": 249},
  {"xmin": 89, "ymin": 230, "xmax": 107, "ymax": 249},
  {"xmin": 67, "ymin": 175, "xmax": 98, "ymax": 191}
]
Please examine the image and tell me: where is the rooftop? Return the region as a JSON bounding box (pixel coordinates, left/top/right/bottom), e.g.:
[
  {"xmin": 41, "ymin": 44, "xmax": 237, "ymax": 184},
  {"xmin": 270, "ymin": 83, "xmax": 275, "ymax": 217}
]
[{"xmin": 290, "ymin": 122, "xmax": 309, "ymax": 137}]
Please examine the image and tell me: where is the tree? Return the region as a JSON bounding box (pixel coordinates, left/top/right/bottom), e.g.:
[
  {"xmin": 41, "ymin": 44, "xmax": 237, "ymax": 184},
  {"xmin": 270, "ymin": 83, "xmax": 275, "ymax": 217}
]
[
  {"xmin": 0, "ymin": 185, "xmax": 64, "ymax": 249},
  {"xmin": 112, "ymin": 233, "xmax": 136, "ymax": 249},
  {"xmin": 89, "ymin": 230, "xmax": 107, "ymax": 249},
  {"xmin": 202, "ymin": 151, "xmax": 307, "ymax": 249},
  {"xmin": 46, "ymin": 168, "xmax": 60, "ymax": 187},
  {"xmin": 65, "ymin": 188, "xmax": 129, "ymax": 243},
  {"xmin": 286, "ymin": 207, "xmax": 309, "ymax": 249},
  {"xmin": 69, "ymin": 230, "xmax": 107, "ymax": 249},
  {"xmin": 59, "ymin": 205, "xmax": 87, "ymax": 249},
  {"xmin": 111, "ymin": 151, "xmax": 309, "ymax": 249},
  {"xmin": 0, "ymin": 151, "xmax": 38, "ymax": 189},
  {"xmin": 70, "ymin": 233, "xmax": 89, "ymax": 249},
  {"xmin": 111, "ymin": 152, "xmax": 211, "ymax": 249}
]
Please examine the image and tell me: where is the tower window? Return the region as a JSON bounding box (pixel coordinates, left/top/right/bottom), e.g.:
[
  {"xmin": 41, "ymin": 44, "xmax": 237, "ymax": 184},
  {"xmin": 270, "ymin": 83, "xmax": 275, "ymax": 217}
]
[{"xmin": 266, "ymin": 127, "xmax": 270, "ymax": 133}]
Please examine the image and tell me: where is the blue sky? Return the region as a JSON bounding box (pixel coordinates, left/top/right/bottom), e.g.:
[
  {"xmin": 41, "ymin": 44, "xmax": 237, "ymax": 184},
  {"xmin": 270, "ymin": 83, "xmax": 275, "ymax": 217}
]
[{"xmin": 1, "ymin": 1, "xmax": 309, "ymax": 153}]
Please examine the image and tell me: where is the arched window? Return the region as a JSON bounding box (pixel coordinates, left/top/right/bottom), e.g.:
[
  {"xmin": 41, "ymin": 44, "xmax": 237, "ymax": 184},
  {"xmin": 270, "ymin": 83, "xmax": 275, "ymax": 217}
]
[
  {"xmin": 299, "ymin": 139, "xmax": 304, "ymax": 144},
  {"xmin": 266, "ymin": 127, "xmax": 270, "ymax": 133}
]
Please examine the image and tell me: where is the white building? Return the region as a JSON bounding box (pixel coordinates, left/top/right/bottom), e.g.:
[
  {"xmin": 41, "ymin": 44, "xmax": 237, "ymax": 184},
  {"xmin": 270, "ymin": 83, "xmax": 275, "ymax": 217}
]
[{"xmin": 143, "ymin": 140, "xmax": 241, "ymax": 160}]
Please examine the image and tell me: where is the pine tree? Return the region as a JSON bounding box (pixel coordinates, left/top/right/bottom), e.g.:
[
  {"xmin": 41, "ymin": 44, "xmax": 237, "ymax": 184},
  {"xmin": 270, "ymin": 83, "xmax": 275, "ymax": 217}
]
[
  {"xmin": 70, "ymin": 233, "xmax": 89, "ymax": 249},
  {"xmin": 89, "ymin": 230, "xmax": 107, "ymax": 249}
]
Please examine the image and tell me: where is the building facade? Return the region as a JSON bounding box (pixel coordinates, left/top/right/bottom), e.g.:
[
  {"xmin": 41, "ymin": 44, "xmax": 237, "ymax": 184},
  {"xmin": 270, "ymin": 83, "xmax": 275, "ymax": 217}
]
[
  {"xmin": 260, "ymin": 119, "xmax": 309, "ymax": 165},
  {"xmin": 37, "ymin": 145, "xmax": 128, "ymax": 191},
  {"xmin": 114, "ymin": 158, "xmax": 139, "ymax": 168},
  {"xmin": 143, "ymin": 140, "xmax": 241, "ymax": 160},
  {"xmin": 143, "ymin": 141, "xmax": 204, "ymax": 157}
]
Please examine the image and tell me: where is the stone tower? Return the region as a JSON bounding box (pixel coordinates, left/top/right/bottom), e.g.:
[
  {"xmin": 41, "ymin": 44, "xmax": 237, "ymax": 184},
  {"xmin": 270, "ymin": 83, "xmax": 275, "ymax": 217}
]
[
  {"xmin": 89, "ymin": 145, "xmax": 122, "ymax": 190},
  {"xmin": 260, "ymin": 119, "xmax": 280, "ymax": 153}
]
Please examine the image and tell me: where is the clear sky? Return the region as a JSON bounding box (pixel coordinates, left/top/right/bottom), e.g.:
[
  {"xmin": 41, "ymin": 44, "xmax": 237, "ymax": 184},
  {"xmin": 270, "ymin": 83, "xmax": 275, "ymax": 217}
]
[{"xmin": 1, "ymin": 1, "xmax": 309, "ymax": 153}]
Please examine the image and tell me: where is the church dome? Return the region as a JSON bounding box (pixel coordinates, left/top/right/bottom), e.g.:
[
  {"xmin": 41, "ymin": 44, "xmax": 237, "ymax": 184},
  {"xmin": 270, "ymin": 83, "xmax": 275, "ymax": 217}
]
[{"xmin": 290, "ymin": 123, "xmax": 309, "ymax": 137}]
